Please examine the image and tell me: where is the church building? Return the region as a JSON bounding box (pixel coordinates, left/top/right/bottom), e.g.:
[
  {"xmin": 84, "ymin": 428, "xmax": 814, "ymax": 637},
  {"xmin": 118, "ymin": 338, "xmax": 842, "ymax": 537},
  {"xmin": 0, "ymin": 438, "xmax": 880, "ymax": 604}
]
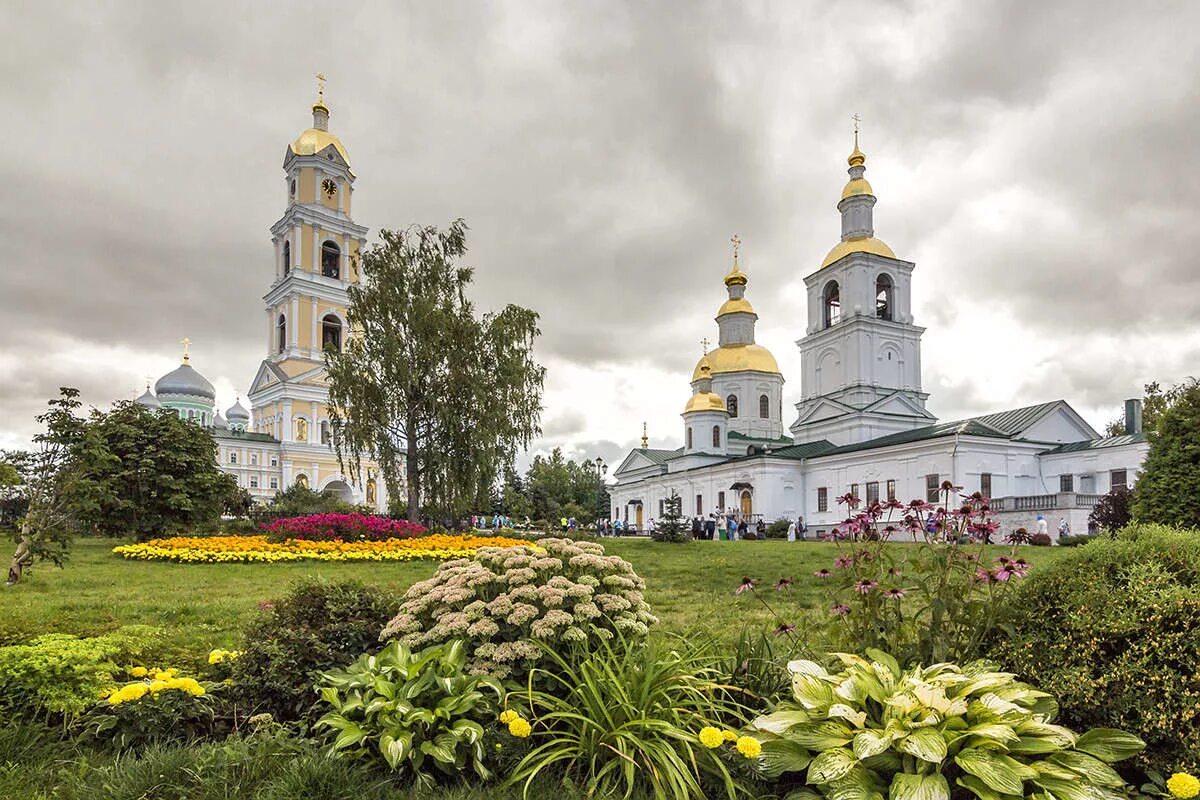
[
  {"xmin": 134, "ymin": 84, "xmax": 389, "ymax": 509},
  {"xmin": 611, "ymin": 133, "xmax": 1148, "ymax": 538}
]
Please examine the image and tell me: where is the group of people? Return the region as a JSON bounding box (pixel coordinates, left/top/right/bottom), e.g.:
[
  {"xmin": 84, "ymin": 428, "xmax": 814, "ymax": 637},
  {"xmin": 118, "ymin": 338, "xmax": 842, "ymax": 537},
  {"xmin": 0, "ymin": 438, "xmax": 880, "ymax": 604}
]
[
  {"xmin": 680, "ymin": 512, "xmax": 809, "ymax": 541},
  {"xmin": 469, "ymin": 514, "xmax": 523, "ymax": 531}
]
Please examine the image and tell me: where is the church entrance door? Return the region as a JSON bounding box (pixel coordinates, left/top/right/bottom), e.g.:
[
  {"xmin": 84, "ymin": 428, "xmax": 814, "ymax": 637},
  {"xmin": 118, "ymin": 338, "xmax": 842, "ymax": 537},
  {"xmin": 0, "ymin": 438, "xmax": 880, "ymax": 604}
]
[
  {"xmin": 740, "ymin": 491, "xmax": 752, "ymax": 517},
  {"xmin": 635, "ymin": 504, "xmax": 643, "ymax": 530}
]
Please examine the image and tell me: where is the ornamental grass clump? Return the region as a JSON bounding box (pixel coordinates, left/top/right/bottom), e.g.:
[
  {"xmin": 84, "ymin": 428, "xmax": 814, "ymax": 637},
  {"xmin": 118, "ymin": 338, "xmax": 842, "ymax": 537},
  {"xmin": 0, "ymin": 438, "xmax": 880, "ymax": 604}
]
[
  {"xmin": 745, "ymin": 650, "xmax": 1145, "ymax": 800},
  {"xmin": 380, "ymin": 538, "xmax": 657, "ymax": 680}
]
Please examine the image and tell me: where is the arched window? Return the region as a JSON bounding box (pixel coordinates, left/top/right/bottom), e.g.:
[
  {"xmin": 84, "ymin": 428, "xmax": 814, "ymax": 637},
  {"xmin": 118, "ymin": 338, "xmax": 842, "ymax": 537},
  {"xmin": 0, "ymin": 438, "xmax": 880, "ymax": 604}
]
[
  {"xmin": 282, "ymin": 241, "xmax": 290, "ymax": 276},
  {"xmin": 320, "ymin": 420, "xmax": 330, "ymax": 445},
  {"xmin": 759, "ymin": 394, "xmax": 769, "ymax": 418},
  {"xmin": 686, "ymin": 426, "xmax": 693, "ymax": 449},
  {"xmin": 277, "ymin": 314, "xmax": 287, "ymax": 352},
  {"xmin": 321, "ymin": 240, "xmax": 341, "ymax": 279},
  {"xmin": 712, "ymin": 425, "xmax": 721, "ymax": 448},
  {"xmin": 876, "ymin": 274, "xmax": 893, "ymax": 321},
  {"xmin": 321, "ymin": 314, "xmax": 342, "ymax": 352},
  {"xmin": 726, "ymin": 394, "xmax": 738, "ymax": 418},
  {"xmin": 823, "ymin": 281, "xmax": 841, "ymax": 328},
  {"xmin": 289, "ymin": 178, "xmax": 296, "ymax": 201}
]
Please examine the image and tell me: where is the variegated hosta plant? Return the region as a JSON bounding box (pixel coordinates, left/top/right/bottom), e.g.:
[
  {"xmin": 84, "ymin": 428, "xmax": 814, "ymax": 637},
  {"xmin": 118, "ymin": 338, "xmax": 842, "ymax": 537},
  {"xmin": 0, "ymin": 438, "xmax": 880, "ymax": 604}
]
[
  {"xmin": 747, "ymin": 650, "xmax": 1145, "ymax": 800},
  {"xmin": 316, "ymin": 639, "xmax": 502, "ymax": 787}
]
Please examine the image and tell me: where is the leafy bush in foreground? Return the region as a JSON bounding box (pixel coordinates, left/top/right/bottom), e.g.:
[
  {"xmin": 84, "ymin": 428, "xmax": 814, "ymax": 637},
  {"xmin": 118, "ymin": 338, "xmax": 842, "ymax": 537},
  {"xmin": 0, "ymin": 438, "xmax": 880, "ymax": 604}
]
[
  {"xmin": 0, "ymin": 625, "xmax": 160, "ymax": 718},
  {"xmin": 317, "ymin": 640, "xmax": 501, "ymax": 787},
  {"xmin": 991, "ymin": 523, "xmax": 1200, "ymax": 773},
  {"xmin": 230, "ymin": 579, "xmax": 400, "ymax": 723},
  {"xmin": 380, "ymin": 539, "xmax": 656, "ymax": 681},
  {"xmin": 747, "ymin": 651, "xmax": 1144, "ymax": 800}
]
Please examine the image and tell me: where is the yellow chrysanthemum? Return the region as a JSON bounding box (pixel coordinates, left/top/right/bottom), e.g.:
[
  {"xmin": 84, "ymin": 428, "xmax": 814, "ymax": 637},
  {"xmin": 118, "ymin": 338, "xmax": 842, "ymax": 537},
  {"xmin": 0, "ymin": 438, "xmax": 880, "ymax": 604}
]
[
  {"xmin": 129, "ymin": 666, "xmax": 148, "ymax": 677},
  {"xmin": 698, "ymin": 727, "xmax": 724, "ymax": 749},
  {"xmin": 1168, "ymin": 773, "xmax": 1200, "ymax": 799},
  {"xmin": 735, "ymin": 736, "xmax": 762, "ymax": 759},
  {"xmin": 508, "ymin": 717, "xmax": 532, "ymax": 738},
  {"xmin": 722, "ymin": 730, "xmax": 738, "ymax": 742},
  {"xmin": 499, "ymin": 710, "xmax": 519, "ymax": 725}
]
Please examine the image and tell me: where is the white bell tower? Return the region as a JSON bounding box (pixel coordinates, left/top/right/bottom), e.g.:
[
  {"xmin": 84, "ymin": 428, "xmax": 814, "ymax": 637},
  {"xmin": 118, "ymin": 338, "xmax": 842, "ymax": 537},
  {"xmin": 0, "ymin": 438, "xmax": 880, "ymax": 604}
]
[{"xmin": 790, "ymin": 126, "xmax": 936, "ymax": 445}]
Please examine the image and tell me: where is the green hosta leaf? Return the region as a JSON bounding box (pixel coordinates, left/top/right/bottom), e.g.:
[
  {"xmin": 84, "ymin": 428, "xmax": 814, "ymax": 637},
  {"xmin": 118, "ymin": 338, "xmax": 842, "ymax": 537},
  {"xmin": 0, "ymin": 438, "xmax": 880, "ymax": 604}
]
[
  {"xmin": 419, "ymin": 739, "xmax": 456, "ymax": 765},
  {"xmin": 955, "ymin": 748, "xmax": 1025, "ymax": 795},
  {"xmin": 1031, "ymin": 775, "xmax": 1099, "ymax": 800},
  {"xmin": 786, "ymin": 721, "xmax": 855, "ymax": 750},
  {"xmin": 807, "ymin": 747, "xmax": 858, "ymax": 784},
  {"xmin": 1046, "ymin": 751, "xmax": 1125, "ymax": 788},
  {"xmin": 378, "ymin": 732, "xmax": 412, "ymax": 769},
  {"xmin": 829, "ymin": 703, "xmax": 869, "ymax": 729},
  {"xmin": 852, "ymin": 730, "xmax": 892, "ymax": 759},
  {"xmin": 753, "ymin": 708, "xmax": 812, "ymax": 735},
  {"xmin": 889, "ymin": 772, "xmax": 949, "ymax": 800},
  {"xmin": 794, "ymin": 672, "xmax": 836, "ymax": 710},
  {"xmin": 760, "ymin": 737, "xmax": 813, "ymax": 778},
  {"xmin": 997, "ymin": 755, "xmax": 1038, "ymax": 781},
  {"xmin": 826, "ymin": 764, "xmax": 884, "ymax": 800},
  {"xmin": 959, "ymin": 672, "xmax": 1019, "ymax": 697},
  {"xmin": 1072, "ymin": 729, "xmax": 1145, "ymax": 764},
  {"xmin": 898, "ymin": 727, "xmax": 948, "ymax": 763},
  {"xmin": 834, "ymin": 674, "xmax": 870, "ymax": 704},
  {"xmin": 1031, "ymin": 760, "xmax": 1078, "ymax": 780},
  {"xmin": 450, "ymin": 718, "xmax": 484, "ymax": 744},
  {"xmin": 963, "ymin": 723, "xmax": 1020, "ymax": 745},
  {"xmin": 785, "ymin": 792, "xmax": 824, "ymax": 800},
  {"xmin": 956, "ymin": 775, "xmax": 1004, "ymax": 800},
  {"xmin": 332, "ymin": 723, "xmax": 368, "ymax": 750},
  {"xmin": 1007, "ymin": 736, "xmax": 1063, "ymax": 755},
  {"xmin": 865, "ymin": 649, "xmax": 901, "ymax": 679},
  {"xmin": 318, "ymin": 686, "xmax": 341, "ymax": 706},
  {"xmin": 372, "ymin": 676, "xmax": 396, "ymax": 699},
  {"xmin": 790, "ymin": 659, "xmax": 832, "ymax": 677}
]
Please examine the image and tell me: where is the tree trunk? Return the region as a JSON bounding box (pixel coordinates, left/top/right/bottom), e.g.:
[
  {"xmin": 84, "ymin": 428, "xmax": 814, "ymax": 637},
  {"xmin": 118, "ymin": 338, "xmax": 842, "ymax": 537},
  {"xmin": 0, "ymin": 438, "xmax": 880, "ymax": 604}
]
[
  {"xmin": 6, "ymin": 520, "xmax": 34, "ymax": 586},
  {"xmin": 406, "ymin": 423, "xmax": 420, "ymax": 523}
]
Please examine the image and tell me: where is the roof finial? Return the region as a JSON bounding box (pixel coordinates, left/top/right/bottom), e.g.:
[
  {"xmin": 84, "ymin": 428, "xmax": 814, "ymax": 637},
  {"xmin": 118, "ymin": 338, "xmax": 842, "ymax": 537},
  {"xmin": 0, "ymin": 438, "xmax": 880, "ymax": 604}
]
[
  {"xmin": 316, "ymin": 72, "xmax": 326, "ymax": 104},
  {"xmin": 312, "ymin": 72, "xmax": 330, "ymax": 128},
  {"xmin": 700, "ymin": 336, "xmax": 710, "ymax": 355},
  {"xmin": 641, "ymin": 421, "xmax": 648, "ymax": 449},
  {"xmin": 848, "ymin": 113, "xmax": 866, "ymax": 168},
  {"xmin": 180, "ymin": 337, "xmax": 191, "ymax": 364},
  {"xmin": 724, "ymin": 233, "xmax": 747, "ymax": 287}
]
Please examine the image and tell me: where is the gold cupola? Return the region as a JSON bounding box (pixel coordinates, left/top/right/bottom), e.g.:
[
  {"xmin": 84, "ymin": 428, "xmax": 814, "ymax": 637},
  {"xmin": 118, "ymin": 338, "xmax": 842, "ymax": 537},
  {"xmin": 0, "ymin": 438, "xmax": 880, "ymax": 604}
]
[
  {"xmin": 693, "ymin": 236, "xmax": 782, "ymax": 380},
  {"xmin": 290, "ymin": 74, "xmax": 351, "ymax": 166},
  {"xmin": 821, "ymin": 122, "xmax": 895, "ymax": 268},
  {"xmin": 682, "ymin": 357, "xmax": 728, "ymax": 414}
]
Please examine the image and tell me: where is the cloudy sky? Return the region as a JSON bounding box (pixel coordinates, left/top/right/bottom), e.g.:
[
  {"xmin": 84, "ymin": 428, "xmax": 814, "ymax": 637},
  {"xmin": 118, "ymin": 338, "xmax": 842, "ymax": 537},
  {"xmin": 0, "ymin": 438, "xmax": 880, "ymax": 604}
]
[{"xmin": 2, "ymin": 1, "xmax": 1198, "ymax": 469}]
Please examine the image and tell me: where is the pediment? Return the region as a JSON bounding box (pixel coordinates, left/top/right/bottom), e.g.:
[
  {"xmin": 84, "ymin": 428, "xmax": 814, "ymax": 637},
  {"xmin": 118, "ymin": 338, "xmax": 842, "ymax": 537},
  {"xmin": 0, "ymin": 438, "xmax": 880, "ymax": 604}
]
[
  {"xmin": 613, "ymin": 451, "xmax": 665, "ymax": 477},
  {"xmin": 794, "ymin": 397, "xmax": 856, "ymax": 425},
  {"xmin": 1020, "ymin": 402, "xmax": 1099, "ymax": 443},
  {"xmin": 862, "ymin": 391, "xmax": 936, "ymax": 420},
  {"xmin": 249, "ymin": 361, "xmax": 288, "ymax": 394}
]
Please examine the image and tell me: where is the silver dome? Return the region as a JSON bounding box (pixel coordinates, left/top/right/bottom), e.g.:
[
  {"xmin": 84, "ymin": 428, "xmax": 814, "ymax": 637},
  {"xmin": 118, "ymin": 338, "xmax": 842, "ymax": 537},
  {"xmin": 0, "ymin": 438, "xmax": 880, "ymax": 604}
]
[
  {"xmin": 155, "ymin": 362, "xmax": 216, "ymax": 401},
  {"xmin": 212, "ymin": 412, "xmax": 229, "ymax": 430},
  {"xmin": 226, "ymin": 398, "xmax": 250, "ymax": 421},
  {"xmin": 135, "ymin": 387, "xmax": 161, "ymax": 409}
]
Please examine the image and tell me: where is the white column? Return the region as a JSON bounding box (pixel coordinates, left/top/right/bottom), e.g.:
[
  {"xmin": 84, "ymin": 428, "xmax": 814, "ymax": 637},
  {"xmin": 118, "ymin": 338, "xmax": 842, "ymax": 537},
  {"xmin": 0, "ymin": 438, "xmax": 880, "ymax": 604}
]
[
  {"xmin": 292, "ymin": 223, "xmax": 302, "ymax": 272},
  {"xmin": 272, "ymin": 238, "xmax": 281, "ymax": 281},
  {"xmin": 282, "ymin": 401, "xmax": 293, "ymax": 443},
  {"xmin": 337, "ymin": 178, "xmax": 344, "ymax": 213},
  {"xmin": 313, "ymin": 224, "xmax": 321, "ymax": 275},
  {"xmin": 266, "ymin": 307, "xmax": 274, "ymax": 353},
  {"xmin": 310, "ymin": 297, "xmax": 319, "ymax": 355},
  {"xmin": 341, "ymin": 233, "xmax": 349, "ymax": 282},
  {"xmin": 290, "ymin": 296, "xmax": 299, "ymax": 348}
]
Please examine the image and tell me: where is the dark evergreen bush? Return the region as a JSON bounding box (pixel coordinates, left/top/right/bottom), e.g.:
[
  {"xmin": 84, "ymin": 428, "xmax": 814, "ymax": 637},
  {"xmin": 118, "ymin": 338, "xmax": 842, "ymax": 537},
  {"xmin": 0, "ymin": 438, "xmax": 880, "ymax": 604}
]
[
  {"xmin": 991, "ymin": 524, "xmax": 1200, "ymax": 773},
  {"xmin": 229, "ymin": 580, "xmax": 400, "ymax": 723}
]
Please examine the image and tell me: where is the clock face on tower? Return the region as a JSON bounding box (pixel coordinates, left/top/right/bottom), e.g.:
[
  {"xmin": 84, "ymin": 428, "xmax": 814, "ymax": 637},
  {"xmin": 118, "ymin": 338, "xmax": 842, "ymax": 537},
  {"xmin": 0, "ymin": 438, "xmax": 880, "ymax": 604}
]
[{"xmin": 322, "ymin": 178, "xmax": 337, "ymax": 198}]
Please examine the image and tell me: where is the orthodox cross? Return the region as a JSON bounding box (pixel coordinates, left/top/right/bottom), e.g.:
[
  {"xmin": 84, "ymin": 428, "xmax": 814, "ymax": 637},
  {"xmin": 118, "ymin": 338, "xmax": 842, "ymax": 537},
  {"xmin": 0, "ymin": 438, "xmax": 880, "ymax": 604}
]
[
  {"xmin": 700, "ymin": 337, "xmax": 710, "ymax": 355},
  {"xmin": 180, "ymin": 337, "xmax": 191, "ymax": 363},
  {"xmin": 730, "ymin": 233, "xmax": 741, "ymax": 267},
  {"xmin": 852, "ymin": 112, "xmax": 861, "ymax": 149},
  {"xmin": 641, "ymin": 421, "xmax": 648, "ymax": 449},
  {"xmin": 316, "ymin": 72, "xmax": 326, "ymax": 101}
]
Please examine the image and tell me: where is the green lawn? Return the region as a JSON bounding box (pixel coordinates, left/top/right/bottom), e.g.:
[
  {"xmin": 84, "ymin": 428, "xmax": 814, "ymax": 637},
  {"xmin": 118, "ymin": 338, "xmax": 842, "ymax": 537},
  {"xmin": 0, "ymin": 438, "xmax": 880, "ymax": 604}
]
[{"xmin": 0, "ymin": 537, "xmax": 1067, "ymax": 661}]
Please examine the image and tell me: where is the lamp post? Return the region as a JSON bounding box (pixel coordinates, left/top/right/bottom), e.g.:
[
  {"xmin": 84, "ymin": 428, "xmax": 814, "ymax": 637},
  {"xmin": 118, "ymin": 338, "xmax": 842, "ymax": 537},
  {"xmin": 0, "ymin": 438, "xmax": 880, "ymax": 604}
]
[{"xmin": 594, "ymin": 456, "xmax": 607, "ymax": 533}]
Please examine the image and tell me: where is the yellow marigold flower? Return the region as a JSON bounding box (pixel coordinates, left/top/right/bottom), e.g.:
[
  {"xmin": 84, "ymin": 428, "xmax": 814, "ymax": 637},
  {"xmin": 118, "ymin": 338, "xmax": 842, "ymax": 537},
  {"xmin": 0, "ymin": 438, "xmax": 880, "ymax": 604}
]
[
  {"xmin": 129, "ymin": 666, "xmax": 148, "ymax": 678},
  {"xmin": 499, "ymin": 710, "xmax": 519, "ymax": 724},
  {"xmin": 1168, "ymin": 773, "xmax": 1200, "ymax": 800},
  {"xmin": 722, "ymin": 730, "xmax": 738, "ymax": 742},
  {"xmin": 698, "ymin": 727, "xmax": 724, "ymax": 749},
  {"xmin": 735, "ymin": 736, "xmax": 762, "ymax": 759},
  {"xmin": 508, "ymin": 717, "xmax": 532, "ymax": 738}
]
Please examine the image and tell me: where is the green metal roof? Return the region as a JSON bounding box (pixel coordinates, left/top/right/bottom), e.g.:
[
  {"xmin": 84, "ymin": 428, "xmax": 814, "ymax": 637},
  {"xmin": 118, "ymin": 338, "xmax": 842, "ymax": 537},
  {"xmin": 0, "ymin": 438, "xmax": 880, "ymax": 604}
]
[
  {"xmin": 1040, "ymin": 433, "xmax": 1146, "ymax": 454},
  {"xmin": 967, "ymin": 401, "xmax": 1062, "ymax": 436},
  {"xmin": 727, "ymin": 431, "xmax": 794, "ymax": 444},
  {"xmin": 633, "ymin": 447, "xmax": 684, "ymax": 465},
  {"xmin": 816, "ymin": 419, "xmax": 1011, "ymax": 457},
  {"xmin": 760, "ymin": 440, "xmax": 837, "ymax": 459},
  {"xmin": 212, "ymin": 430, "xmax": 279, "ymax": 443}
]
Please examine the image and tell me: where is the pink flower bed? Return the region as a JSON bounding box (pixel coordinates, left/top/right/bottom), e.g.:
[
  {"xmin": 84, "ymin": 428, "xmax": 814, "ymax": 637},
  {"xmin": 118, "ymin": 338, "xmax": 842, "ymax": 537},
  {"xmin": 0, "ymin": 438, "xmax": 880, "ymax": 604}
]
[{"xmin": 262, "ymin": 513, "xmax": 426, "ymax": 543}]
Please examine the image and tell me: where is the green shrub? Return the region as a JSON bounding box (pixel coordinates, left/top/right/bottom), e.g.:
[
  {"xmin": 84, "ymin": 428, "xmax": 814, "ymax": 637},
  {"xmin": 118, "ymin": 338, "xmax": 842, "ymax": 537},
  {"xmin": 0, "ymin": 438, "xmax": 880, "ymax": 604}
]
[
  {"xmin": 1030, "ymin": 532, "xmax": 1052, "ymax": 546},
  {"xmin": 380, "ymin": 538, "xmax": 656, "ymax": 681},
  {"xmin": 505, "ymin": 635, "xmax": 750, "ymax": 800},
  {"xmin": 0, "ymin": 625, "xmax": 160, "ymax": 718},
  {"xmin": 316, "ymin": 639, "xmax": 501, "ymax": 787},
  {"xmin": 747, "ymin": 651, "xmax": 1144, "ymax": 799},
  {"xmin": 766, "ymin": 518, "xmax": 791, "ymax": 539},
  {"xmin": 1056, "ymin": 534, "xmax": 1095, "ymax": 547},
  {"xmin": 230, "ymin": 579, "xmax": 400, "ymax": 723},
  {"xmin": 991, "ymin": 523, "xmax": 1200, "ymax": 773}
]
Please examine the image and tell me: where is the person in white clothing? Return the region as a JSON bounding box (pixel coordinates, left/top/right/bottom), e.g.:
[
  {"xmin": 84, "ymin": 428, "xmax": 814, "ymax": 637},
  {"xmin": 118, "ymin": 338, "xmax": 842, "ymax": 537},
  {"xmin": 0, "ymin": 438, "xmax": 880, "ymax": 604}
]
[
  {"xmin": 786, "ymin": 519, "xmax": 797, "ymax": 542},
  {"xmin": 1036, "ymin": 515, "xmax": 1048, "ymax": 537}
]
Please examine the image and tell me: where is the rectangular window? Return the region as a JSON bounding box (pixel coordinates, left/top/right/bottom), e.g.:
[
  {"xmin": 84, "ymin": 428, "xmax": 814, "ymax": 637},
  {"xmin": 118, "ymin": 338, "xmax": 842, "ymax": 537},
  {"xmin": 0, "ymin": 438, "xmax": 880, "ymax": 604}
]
[
  {"xmin": 229, "ymin": 452, "xmax": 237, "ymax": 465},
  {"xmin": 249, "ymin": 477, "xmax": 259, "ymax": 488},
  {"xmin": 270, "ymin": 457, "xmax": 278, "ymax": 467},
  {"xmin": 696, "ymin": 494, "xmax": 703, "ymax": 515},
  {"xmin": 250, "ymin": 453, "xmax": 258, "ymax": 466},
  {"xmin": 866, "ymin": 481, "xmax": 879, "ymax": 505},
  {"xmin": 926, "ymin": 474, "xmax": 940, "ymax": 503},
  {"xmin": 718, "ymin": 491, "xmax": 725, "ymax": 510},
  {"xmin": 1060, "ymin": 474, "xmax": 1074, "ymax": 492},
  {"xmin": 886, "ymin": 479, "xmax": 896, "ymax": 502},
  {"xmin": 269, "ymin": 478, "xmax": 279, "ymax": 490},
  {"xmin": 850, "ymin": 483, "xmax": 860, "ymax": 502},
  {"xmin": 980, "ymin": 472, "xmax": 992, "ymax": 498},
  {"xmin": 817, "ymin": 487, "xmax": 828, "ymax": 512},
  {"xmin": 1111, "ymin": 469, "xmax": 1127, "ymax": 488}
]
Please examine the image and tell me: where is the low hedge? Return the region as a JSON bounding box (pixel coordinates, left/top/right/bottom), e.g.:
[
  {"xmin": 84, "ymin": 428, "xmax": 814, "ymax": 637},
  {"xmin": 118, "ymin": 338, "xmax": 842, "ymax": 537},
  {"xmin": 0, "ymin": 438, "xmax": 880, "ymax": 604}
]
[{"xmin": 991, "ymin": 523, "xmax": 1200, "ymax": 773}]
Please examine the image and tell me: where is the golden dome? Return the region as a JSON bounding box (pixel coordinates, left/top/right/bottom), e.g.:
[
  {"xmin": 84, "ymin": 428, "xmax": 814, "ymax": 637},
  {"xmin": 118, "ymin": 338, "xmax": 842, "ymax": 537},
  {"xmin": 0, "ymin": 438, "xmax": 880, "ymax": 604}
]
[
  {"xmin": 840, "ymin": 177, "xmax": 874, "ymax": 200},
  {"xmin": 821, "ymin": 236, "xmax": 895, "ymax": 269},
  {"xmin": 723, "ymin": 265, "xmax": 747, "ymax": 287},
  {"xmin": 683, "ymin": 391, "xmax": 727, "ymax": 414},
  {"xmin": 691, "ymin": 344, "xmax": 780, "ymax": 380},
  {"xmin": 717, "ymin": 297, "xmax": 756, "ymax": 316},
  {"xmin": 290, "ymin": 128, "xmax": 351, "ymax": 165}
]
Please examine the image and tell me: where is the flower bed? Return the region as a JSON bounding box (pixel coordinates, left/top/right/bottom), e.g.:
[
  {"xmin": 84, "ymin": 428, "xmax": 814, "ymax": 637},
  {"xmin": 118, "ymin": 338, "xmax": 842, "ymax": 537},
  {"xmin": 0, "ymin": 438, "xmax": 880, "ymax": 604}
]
[
  {"xmin": 261, "ymin": 512, "xmax": 425, "ymax": 542},
  {"xmin": 112, "ymin": 533, "xmax": 528, "ymax": 564}
]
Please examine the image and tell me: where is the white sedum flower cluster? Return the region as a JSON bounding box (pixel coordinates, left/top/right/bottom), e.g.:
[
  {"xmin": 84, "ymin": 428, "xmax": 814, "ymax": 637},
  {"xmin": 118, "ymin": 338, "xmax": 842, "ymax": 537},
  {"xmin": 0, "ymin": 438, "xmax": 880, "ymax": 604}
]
[{"xmin": 380, "ymin": 539, "xmax": 657, "ymax": 679}]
